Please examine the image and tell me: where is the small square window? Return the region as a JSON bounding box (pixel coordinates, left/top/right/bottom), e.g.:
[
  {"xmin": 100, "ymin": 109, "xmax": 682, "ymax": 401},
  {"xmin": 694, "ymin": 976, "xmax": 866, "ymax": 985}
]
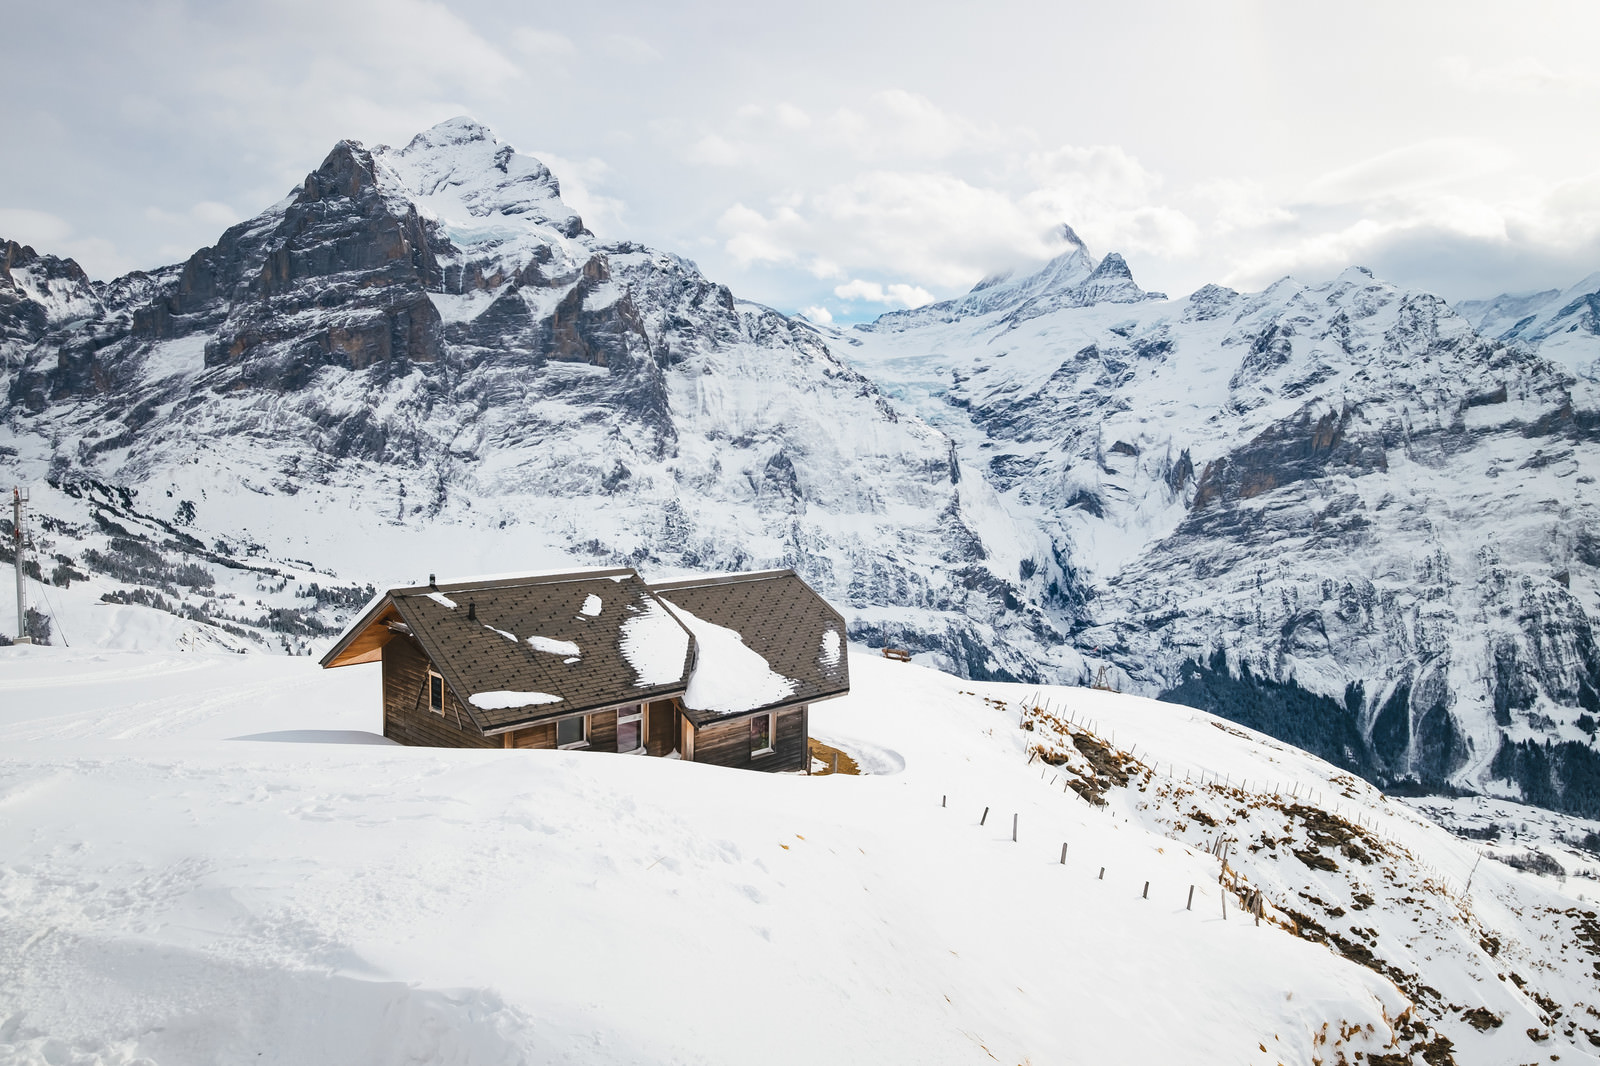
[
  {"xmin": 428, "ymin": 671, "xmax": 444, "ymax": 715},
  {"xmin": 750, "ymin": 712, "xmax": 774, "ymax": 756},
  {"xmin": 557, "ymin": 715, "xmax": 588, "ymax": 748}
]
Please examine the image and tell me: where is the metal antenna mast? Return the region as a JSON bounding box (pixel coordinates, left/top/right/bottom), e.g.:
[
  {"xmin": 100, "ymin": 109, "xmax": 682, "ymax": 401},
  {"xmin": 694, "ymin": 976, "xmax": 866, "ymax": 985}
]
[{"xmin": 12, "ymin": 486, "xmax": 28, "ymax": 645}]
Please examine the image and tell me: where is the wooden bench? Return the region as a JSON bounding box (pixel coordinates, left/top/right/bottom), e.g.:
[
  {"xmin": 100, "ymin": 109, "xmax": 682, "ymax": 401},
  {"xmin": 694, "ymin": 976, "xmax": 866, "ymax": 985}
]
[{"xmin": 881, "ymin": 647, "xmax": 912, "ymax": 662}]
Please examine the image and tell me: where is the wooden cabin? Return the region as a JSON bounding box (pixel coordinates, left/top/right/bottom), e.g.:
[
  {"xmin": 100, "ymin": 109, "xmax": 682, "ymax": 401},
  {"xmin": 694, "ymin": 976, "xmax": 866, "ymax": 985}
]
[{"xmin": 319, "ymin": 567, "xmax": 850, "ymax": 772}]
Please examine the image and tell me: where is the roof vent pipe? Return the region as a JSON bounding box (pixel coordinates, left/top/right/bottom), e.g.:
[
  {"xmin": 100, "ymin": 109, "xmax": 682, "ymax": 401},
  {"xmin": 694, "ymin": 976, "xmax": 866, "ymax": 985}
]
[
  {"xmin": 467, "ymin": 601, "xmax": 476, "ymax": 620},
  {"xmin": 429, "ymin": 573, "xmax": 437, "ymax": 589}
]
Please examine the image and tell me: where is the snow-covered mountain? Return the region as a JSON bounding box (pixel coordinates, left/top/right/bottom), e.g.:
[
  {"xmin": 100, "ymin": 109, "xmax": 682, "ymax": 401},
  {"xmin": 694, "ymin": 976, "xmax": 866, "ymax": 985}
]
[
  {"xmin": 0, "ymin": 118, "xmax": 1071, "ymax": 678},
  {"xmin": 1458, "ymin": 272, "xmax": 1600, "ymax": 393},
  {"xmin": 842, "ymin": 248, "xmax": 1600, "ymax": 818},
  {"xmin": 6, "ymin": 117, "xmax": 1600, "ymax": 823}
]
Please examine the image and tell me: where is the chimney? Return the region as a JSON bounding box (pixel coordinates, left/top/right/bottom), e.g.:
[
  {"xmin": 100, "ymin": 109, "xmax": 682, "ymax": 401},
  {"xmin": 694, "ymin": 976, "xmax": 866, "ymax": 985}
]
[
  {"xmin": 429, "ymin": 573, "xmax": 437, "ymax": 589},
  {"xmin": 467, "ymin": 601, "xmax": 476, "ymax": 621}
]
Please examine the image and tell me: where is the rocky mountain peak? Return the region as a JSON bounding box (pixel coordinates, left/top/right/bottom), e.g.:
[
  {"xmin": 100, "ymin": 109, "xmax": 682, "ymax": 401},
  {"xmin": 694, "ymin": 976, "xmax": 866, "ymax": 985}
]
[
  {"xmin": 297, "ymin": 140, "xmax": 383, "ymax": 206},
  {"xmin": 1086, "ymin": 251, "xmax": 1132, "ymax": 283},
  {"xmin": 373, "ymin": 117, "xmax": 587, "ymax": 246},
  {"xmin": 401, "ymin": 115, "xmax": 497, "ymax": 151}
]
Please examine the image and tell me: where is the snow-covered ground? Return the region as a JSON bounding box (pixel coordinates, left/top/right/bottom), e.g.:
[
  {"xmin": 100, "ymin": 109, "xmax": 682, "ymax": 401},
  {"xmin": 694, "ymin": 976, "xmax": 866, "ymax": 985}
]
[{"xmin": 3, "ymin": 639, "xmax": 1598, "ymax": 1064}]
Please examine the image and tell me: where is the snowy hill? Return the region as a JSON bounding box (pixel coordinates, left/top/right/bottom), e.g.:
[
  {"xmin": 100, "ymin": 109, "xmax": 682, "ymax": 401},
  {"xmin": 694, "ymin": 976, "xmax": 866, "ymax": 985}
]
[
  {"xmin": 0, "ymin": 118, "xmax": 1065, "ymax": 679},
  {"xmin": 841, "ymin": 251, "xmax": 1600, "ymax": 819},
  {"xmin": 2, "ymin": 645, "xmax": 1598, "ymax": 1064}
]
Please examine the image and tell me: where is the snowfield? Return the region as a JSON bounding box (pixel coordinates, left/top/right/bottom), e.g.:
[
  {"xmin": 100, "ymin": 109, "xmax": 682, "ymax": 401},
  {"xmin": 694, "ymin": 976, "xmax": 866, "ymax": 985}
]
[{"xmin": 4, "ymin": 641, "xmax": 1598, "ymax": 1064}]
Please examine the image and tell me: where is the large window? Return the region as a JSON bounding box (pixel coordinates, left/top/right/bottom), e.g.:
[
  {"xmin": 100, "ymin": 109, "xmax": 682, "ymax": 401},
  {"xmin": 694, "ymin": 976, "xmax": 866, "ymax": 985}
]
[
  {"xmin": 617, "ymin": 704, "xmax": 644, "ymax": 754},
  {"xmin": 557, "ymin": 714, "xmax": 588, "ymax": 749},
  {"xmin": 428, "ymin": 670, "xmax": 444, "ymax": 715},
  {"xmin": 750, "ymin": 712, "xmax": 774, "ymax": 756}
]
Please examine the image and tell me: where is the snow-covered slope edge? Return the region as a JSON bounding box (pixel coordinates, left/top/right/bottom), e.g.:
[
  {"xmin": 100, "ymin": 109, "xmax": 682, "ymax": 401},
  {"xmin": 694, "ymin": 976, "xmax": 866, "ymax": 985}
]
[{"xmin": 8, "ymin": 646, "xmax": 1597, "ymax": 1064}]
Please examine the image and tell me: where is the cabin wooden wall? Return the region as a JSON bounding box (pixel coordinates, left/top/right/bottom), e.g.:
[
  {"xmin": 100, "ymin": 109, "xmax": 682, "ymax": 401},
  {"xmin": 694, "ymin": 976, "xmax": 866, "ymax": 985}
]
[
  {"xmin": 505, "ymin": 721, "xmax": 556, "ymax": 749},
  {"xmin": 691, "ymin": 706, "xmax": 807, "ymax": 772},
  {"xmin": 647, "ymin": 699, "xmax": 678, "ymax": 756},
  {"xmin": 382, "ymin": 636, "xmax": 496, "ymax": 748},
  {"xmin": 588, "ymin": 709, "xmax": 619, "ymax": 753},
  {"xmin": 504, "ymin": 710, "xmax": 620, "ymax": 751}
]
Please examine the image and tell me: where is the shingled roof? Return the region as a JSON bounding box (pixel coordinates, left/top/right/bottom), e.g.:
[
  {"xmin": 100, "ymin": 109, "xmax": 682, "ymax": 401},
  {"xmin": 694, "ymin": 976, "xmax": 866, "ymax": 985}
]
[
  {"xmin": 321, "ymin": 568, "xmax": 694, "ymax": 734},
  {"xmin": 649, "ymin": 569, "xmax": 850, "ymax": 726}
]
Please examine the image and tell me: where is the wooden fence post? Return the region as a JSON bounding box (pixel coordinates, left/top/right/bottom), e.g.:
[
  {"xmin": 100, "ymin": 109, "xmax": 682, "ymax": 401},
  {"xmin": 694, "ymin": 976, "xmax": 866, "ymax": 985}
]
[
  {"xmin": 1098, "ymin": 867, "xmax": 1105, "ymax": 880},
  {"xmin": 1012, "ymin": 813, "xmax": 1018, "ymax": 842},
  {"xmin": 1142, "ymin": 881, "xmax": 1149, "ymax": 899},
  {"xmin": 1187, "ymin": 885, "xmax": 1194, "ymax": 910},
  {"xmin": 942, "ymin": 794, "xmax": 946, "ymax": 807},
  {"xmin": 980, "ymin": 807, "xmax": 989, "ymax": 826},
  {"xmin": 1060, "ymin": 843, "xmax": 1068, "ymax": 864}
]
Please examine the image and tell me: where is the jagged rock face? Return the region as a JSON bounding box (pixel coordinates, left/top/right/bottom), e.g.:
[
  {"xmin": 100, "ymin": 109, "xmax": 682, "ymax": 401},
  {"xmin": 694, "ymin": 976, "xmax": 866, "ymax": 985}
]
[
  {"xmin": 846, "ymin": 260, "xmax": 1600, "ymax": 814},
  {"xmin": 0, "ymin": 119, "xmax": 1074, "ymax": 683},
  {"xmin": 1, "ymin": 240, "xmax": 100, "ymax": 349}
]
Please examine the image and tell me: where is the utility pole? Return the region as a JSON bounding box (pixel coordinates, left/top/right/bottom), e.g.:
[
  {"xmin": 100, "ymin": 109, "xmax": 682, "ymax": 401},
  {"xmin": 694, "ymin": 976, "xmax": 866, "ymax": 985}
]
[{"xmin": 12, "ymin": 486, "xmax": 29, "ymax": 644}]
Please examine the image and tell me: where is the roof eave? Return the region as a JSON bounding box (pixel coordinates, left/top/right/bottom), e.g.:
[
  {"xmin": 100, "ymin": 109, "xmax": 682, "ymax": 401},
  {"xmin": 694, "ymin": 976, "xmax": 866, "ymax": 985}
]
[
  {"xmin": 480, "ymin": 687, "xmax": 690, "ymax": 736},
  {"xmin": 319, "ymin": 595, "xmax": 398, "ymax": 669},
  {"xmin": 682, "ymin": 685, "xmax": 848, "ymax": 728}
]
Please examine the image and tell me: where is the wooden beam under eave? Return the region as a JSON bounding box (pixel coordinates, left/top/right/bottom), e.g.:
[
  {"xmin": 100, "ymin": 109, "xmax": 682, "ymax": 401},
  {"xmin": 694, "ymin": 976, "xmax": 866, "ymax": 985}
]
[{"xmin": 323, "ymin": 604, "xmax": 401, "ymax": 668}]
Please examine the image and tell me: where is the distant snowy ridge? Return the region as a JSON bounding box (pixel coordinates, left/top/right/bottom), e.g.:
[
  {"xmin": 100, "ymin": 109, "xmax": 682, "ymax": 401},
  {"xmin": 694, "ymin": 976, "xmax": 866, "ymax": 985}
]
[{"xmin": 844, "ymin": 248, "xmax": 1600, "ymax": 819}]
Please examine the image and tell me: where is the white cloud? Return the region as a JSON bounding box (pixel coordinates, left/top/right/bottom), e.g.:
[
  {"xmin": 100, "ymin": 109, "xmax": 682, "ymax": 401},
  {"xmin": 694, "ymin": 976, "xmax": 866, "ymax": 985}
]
[
  {"xmin": 798, "ymin": 305, "xmax": 833, "ymax": 324},
  {"xmin": 687, "ymin": 134, "xmax": 746, "ymax": 167},
  {"xmin": 603, "ymin": 34, "xmax": 663, "ymax": 63},
  {"xmin": 144, "ymin": 200, "xmax": 240, "ymax": 229},
  {"xmin": 1437, "ymin": 55, "xmax": 1593, "ymax": 94},
  {"xmin": 10, "ymin": 3, "xmax": 1600, "ymax": 311},
  {"xmin": 1301, "ymin": 138, "xmax": 1515, "ymax": 206},
  {"xmin": 0, "ymin": 208, "xmax": 73, "ymax": 245},
  {"xmin": 532, "ymin": 151, "xmax": 628, "ymax": 238},
  {"xmin": 511, "ymin": 27, "xmax": 577, "ymax": 60},
  {"xmin": 832, "ymin": 278, "xmax": 936, "ymax": 308},
  {"xmin": 774, "ymin": 103, "xmax": 811, "ymax": 130},
  {"xmin": 1189, "ymin": 179, "xmax": 1296, "ymax": 235}
]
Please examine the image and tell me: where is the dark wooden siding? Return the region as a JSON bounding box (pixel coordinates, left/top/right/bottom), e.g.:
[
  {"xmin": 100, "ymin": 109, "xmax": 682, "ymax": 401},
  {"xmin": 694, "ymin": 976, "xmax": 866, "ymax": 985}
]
[
  {"xmin": 506, "ymin": 721, "xmax": 556, "ymax": 749},
  {"xmin": 646, "ymin": 699, "xmax": 678, "ymax": 756},
  {"xmin": 691, "ymin": 706, "xmax": 806, "ymax": 772},
  {"xmin": 587, "ymin": 709, "xmax": 618, "ymax": 753},
  {"xmin": 382, "ymin": 635, "xmax": 496, "ymax": 749}
]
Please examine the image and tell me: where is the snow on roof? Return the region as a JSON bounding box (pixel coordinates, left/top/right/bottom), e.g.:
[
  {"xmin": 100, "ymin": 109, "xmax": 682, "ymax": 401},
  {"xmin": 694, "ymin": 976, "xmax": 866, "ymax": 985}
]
[
  {"xmin": 664, "ymin": 602, "xmax": 798, "ymax": 716},
  {"xmin": 619, "ymin": 597, "xmax": 693, "ymax": 689},
  {"xmin": 820, "ymin": 628, "xmax": 842, "ymax": 669},
  {"xmin": 649, "ymin": 570, "xmax": 850, "ymax": 723},
  {"xmin": 469, "ymin": 690, "xmax": 563, "ymax": 711},
  {"xmin": 528, "ymin": 635, "xmax": 581, "ymax": 659}
]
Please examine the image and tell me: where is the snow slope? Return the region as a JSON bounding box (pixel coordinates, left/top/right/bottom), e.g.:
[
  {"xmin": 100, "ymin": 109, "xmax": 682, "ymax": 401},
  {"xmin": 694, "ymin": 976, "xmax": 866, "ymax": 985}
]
[{"xmin": 3, "ymin": 647, "xmax": 1598, "ymax": 1064}]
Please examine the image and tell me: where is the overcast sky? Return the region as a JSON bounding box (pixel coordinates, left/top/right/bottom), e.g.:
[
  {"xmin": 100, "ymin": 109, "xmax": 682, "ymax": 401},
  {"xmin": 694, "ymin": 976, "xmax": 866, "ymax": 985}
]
[{"xmin": 5, "ymin": 1, "xmax": 1600, "ymax": 322}]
